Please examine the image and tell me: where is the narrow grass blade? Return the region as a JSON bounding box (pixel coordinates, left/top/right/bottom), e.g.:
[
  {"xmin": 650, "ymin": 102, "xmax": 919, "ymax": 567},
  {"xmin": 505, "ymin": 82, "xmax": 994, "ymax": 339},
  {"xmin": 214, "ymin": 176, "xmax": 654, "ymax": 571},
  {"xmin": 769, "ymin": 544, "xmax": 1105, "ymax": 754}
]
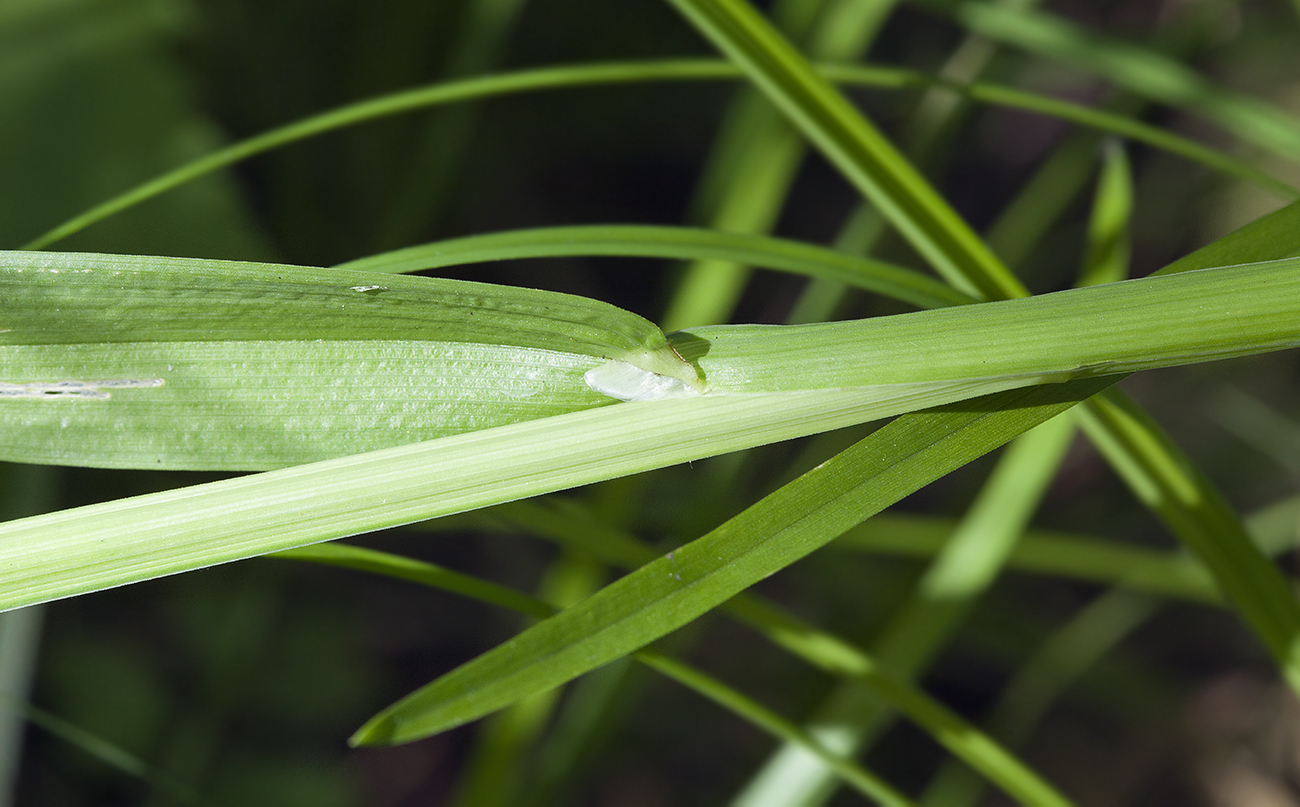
[
  {"xmin": 282, "ymin": 545, "xmax": 915, "ymax": 806},
  {"xmin": 635, "ymin": 649, "xmax": 919, "ymax": 807},
  {"xmin": 664, "ymin": 0, "xmax": 1020, "ymax": 300},
  {"xmin": 0, "ymin": 697, "xmax": 200, "ymax": 805},
  {"xmin": 0, "ymin": 385, "xmax": 1054, "ymax": 611},
  {"xmin": 938, "ymin": 77, "xmax": 1296, "ymax": 201},
  {"xmin": 17, "ymin": 61, "xmax": 733, "ymax": 251},
  {"xmin": 339, "ymin": 225, "xmax": 974, "ymax": 309},
  {"xmin": 350, "ymin": 377, "xmax": 1114, "ymax": 746},
  {"xmin": 276, "ymin": 543, "xmax": 554, "ymax": 618}
]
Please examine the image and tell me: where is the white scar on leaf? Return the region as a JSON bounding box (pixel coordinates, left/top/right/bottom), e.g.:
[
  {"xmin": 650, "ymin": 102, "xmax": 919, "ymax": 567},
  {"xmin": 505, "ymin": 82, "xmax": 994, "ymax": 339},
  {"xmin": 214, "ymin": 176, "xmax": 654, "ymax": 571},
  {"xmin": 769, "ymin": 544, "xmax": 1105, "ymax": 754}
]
[
  {"xmin": 584, "ymin": 360, "xmax": 703, "ymax": 402},
  {"xmin": 0, "ymin": 378, "xmax": 165, "ymax": 400}
]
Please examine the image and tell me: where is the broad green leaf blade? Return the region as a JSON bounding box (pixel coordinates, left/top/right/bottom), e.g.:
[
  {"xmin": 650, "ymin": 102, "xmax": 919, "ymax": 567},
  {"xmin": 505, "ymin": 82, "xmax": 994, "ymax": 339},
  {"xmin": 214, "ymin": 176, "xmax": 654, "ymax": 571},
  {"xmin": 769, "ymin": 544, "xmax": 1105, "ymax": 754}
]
[
  {"xmin": 351, "ymin": 377, "xmax": 1115, "ymax": 746},
  {"xmin": 0, "ymin": 252, "xmax": 680, "ymax": 362},
  {"xmin": 0, "ymin": 339, "xmax": 614, "ymax": 470},
  {"xmin": 0, "ymin": 251, "xmax": 696, "ymax": 468},
  {"xmin": 664, "ymin": 0, "xmax": 1021, "ymax": 300},
  {"xmin": 4, "ymin": 254, "xmax": 1299, "ymax": 469},
  {"xmin": 338, "ymin": 225, "xmax": 974, "ymax": 310}
]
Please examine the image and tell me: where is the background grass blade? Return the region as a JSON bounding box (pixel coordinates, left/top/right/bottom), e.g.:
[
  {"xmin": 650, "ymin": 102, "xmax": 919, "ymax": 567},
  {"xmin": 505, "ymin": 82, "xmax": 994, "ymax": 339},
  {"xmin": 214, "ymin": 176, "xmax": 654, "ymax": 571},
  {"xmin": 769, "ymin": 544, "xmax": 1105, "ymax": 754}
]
[
  {"xmin": 943, "ymin": 1, "xmax": 1300, "ymax": 164},
  {"xmin": 665, "ymin": 0, "xmax": 1020, "ymax": 300},
  {"xmin": 662, "ymin": 0, "xmax": 896, "ymax": 330},
  {"xmin": 831, "ymin": 515, "xmax": 1220, "ymax": 603},
  {"xmin": 23, "ymin": 56, "xmax": 1286, "ymax": 253},
  {"xmin": 1077, "ymin": 392, "xmax": 1300, "ymax": 692},
  {"xmin": 919, "ymin": 590, "xmax": 1160, "ymax": 807},
  {"xmin": 338, "ymin": 225, "xmax": 974, "ymax": 309}
]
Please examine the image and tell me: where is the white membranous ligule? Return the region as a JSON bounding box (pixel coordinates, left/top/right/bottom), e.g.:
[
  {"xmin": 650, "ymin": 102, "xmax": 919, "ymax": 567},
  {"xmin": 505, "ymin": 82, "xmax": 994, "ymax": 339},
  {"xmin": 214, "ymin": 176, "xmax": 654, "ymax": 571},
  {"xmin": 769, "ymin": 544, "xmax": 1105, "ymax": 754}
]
[{"xmin": 584, "ymin": 360, "xmax": 704, "ymax": 402}]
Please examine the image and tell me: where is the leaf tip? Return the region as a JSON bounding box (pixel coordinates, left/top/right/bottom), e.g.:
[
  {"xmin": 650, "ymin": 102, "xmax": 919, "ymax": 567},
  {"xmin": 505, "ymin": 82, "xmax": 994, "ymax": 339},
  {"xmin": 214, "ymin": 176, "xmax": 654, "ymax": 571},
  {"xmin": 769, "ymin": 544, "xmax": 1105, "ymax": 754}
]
[{"xmin": 349, "ymin": 715, "xmax": 401, "ymax": 747}]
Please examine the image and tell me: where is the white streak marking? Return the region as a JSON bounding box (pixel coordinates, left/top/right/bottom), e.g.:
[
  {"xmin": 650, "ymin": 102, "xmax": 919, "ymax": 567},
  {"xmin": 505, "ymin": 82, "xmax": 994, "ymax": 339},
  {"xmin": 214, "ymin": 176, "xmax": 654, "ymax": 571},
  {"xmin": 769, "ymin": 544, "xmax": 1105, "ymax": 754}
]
[{"xmin": 0, "ymin": 378, "xmax": 165, "ymax": 400}]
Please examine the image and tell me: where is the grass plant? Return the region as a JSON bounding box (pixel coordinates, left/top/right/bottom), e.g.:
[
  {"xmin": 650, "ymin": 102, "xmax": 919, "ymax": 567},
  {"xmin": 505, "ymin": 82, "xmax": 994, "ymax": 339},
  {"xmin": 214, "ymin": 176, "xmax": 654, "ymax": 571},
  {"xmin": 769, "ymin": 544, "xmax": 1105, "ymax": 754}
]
[{"xmin": 2, "ymin": 0, "xmax": 1299, "ymax": 804}]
